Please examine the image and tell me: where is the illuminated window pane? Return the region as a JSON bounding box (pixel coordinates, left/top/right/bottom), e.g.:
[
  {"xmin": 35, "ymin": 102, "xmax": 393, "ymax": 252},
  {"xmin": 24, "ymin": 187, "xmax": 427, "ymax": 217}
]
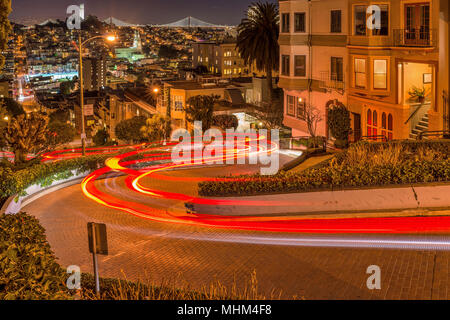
[
  {"xmin": 355, "ymin": 58, "xmax": 367, "ymax": 88},
  {"xmin": 373, "ymin": 59, "xmax": 387, "ymax": 89}
]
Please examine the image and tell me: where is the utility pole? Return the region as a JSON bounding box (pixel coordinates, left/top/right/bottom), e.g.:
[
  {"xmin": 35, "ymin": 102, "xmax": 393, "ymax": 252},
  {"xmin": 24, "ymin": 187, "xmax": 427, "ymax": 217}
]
[{"xmin": 79, "ymin": 31, "xmax": 86, "ymax": 156}]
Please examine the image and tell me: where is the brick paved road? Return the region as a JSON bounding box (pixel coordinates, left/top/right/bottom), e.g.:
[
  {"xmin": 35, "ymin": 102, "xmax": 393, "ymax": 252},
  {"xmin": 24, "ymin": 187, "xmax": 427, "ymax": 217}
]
[{"xmin": 23, "ymin": 178, "xmax": 450, "ymax": 300}]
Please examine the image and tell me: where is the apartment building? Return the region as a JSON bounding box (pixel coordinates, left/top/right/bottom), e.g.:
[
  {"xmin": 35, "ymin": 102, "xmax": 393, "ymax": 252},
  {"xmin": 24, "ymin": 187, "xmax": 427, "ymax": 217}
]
[
  {"xmin": 279, "ymin": 0, "xmax": 450, "ymax": 141},
  {"xmin": 192, "ymin": 39, "xmax": 267, "ymax": 78},
  {"xmin": 82, "ymin": 57, "xmax": 107, "ymax": 92},
  {"xmin": 347, "ymin": 0, "xmax": 448, "ymax": 141},
  {"xmin": 156, "ymin": 79, "xmax": 249, "ymax": 130},
  {"xmin": 278, "ymin": 0, "xmax": 349, "ymax": 137}
]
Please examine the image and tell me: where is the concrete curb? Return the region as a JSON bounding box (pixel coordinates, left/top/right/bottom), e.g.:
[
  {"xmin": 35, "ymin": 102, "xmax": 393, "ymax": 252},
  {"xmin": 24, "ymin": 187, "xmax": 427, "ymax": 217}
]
[
  {"xmin": 0, "ymin": 170, "xmax": 91, "ymax": 215},
  {"xmin": 192, "ymin": 184, "xmax": 450, "ymax": 216}
]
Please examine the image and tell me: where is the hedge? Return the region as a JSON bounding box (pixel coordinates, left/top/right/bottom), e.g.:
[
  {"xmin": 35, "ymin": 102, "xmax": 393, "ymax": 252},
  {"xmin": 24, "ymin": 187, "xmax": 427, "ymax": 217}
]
[
  {"xmin": 0, "ymin": 213, "xmax": 266, "ymax": 300},
  {"xmin": 0, "ymin": 154, "xmax": 114, "ymax": 199},
  {"xmin": 0, "ymin": 213, "xmax": 71, "ymax": 300},
  {"xmin": 198, "ymin": 140, "xmax": 450, "ymax": 197}
]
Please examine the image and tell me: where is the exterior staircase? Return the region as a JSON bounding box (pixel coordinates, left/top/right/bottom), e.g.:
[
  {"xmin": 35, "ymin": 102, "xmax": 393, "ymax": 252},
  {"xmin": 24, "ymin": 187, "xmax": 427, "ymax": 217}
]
[{"xmin": 409, "ymin": 113, "xmax": 429, "ymax": 140}]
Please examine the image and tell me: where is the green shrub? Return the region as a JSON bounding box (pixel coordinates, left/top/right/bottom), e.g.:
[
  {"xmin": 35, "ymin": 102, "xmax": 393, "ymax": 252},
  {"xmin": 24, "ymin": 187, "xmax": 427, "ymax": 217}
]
[
  {"xmin": 93, "ymin": 129, "xmax": 110, "ymax": 146},
  {"xmin": 199, "ymin": 140, "xmax": 450, "ymax": 197},
  {"xmin": 0, "ymin": 213, "xmax": 71, "ymax": 300},
  {"xmin": 0, "ymin": 154, "xmax": 112, "ymax": 198},
  {"xmin": 327, "ymin": 101, "xmax": 351, "ymax": 149}
]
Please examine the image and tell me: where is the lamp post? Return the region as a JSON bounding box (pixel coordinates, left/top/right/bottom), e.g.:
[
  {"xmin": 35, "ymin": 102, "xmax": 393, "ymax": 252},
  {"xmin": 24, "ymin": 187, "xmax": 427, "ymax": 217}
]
[{"xmin": 78, "ymin": 33, "xmax": 116, "ymax": 156}]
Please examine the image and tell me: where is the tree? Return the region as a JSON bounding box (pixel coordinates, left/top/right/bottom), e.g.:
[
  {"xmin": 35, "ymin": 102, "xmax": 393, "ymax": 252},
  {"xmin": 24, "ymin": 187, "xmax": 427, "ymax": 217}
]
[
  {"xmin": 236, "ymin": 2, "xmax": 279, "ymax": 103},
  {"xmin": 327, "ymin": 100, "xmax": 351, "ymax": 149},
  {"xmin": 305, "ymin": 105, "xmax": 322, "ymax": 139},
  {"xmin": 248, "ymin": 88, "xmax": 284, "ymax": 130},
  {"xmin": 158, "ymin": 45, "xmax": 180, "ymax": 60},
  {"xmin": 212, "ymin": 114, "xmax": 239, "ymax": 131},
  {"xmin": 4, "ymin": 113, "xmax": 48, "ymax": 164},
  {"xmin": 115, "ymin": 116, "xmax": 147, "ymax": 143},
  {"xmin": 0, "ymin": 0, "xmax": 12, "ymax": 70},
  {"xmin": 0, "ymin": 97, "xmax": 25, "ymax": 117},
  {"xmin": 60, "ymin": 80, "xmax": 75, "ymax": 95},
  {"xmin": 185, "ymin": 95, "xmax": 218, "ymax": 131},
  {"xmin": 140, "ymin": 114, "xmax": 171, "ymax": 142},
  {"xmin": 304, "ymin": 104, "xmax": 324, "ymax": 148},
  {"xmin": 93, "ymin": 128, "xmax": 109, "ymax": 146},
  {"xmin": 47, "ymin": 121, "xmax": 76, "ymax": 148},
  {"xmin": 0, "ymin": 102, "xmax": 8, "ymax": 148},
  {"xmin": 49, "ymin": 109, "xmax": 70, "ymax": 124},
  {"xmin": 81, "ymin": 15, "xmax": 105, "ymax": 32}
]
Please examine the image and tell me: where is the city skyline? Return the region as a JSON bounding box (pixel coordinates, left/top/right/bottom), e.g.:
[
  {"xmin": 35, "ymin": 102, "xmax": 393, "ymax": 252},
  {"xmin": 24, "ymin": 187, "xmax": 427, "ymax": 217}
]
[{"xmin": 9, "ymin": 0, "xmax": 277, "ymax": 26}]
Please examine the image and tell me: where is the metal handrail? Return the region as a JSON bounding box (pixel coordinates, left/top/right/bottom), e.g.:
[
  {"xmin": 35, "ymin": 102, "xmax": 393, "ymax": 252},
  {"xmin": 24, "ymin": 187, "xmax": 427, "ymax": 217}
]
[
  {"xmin": 361, "ymin": 135, "xmax": 388, "ymax": 142},
  {"xmin": 393, "ymin": 28, "xmax": 436, "ymax": 47},
  {"xmin": 404, "ymin": 102, "xmax": 427, "ymax": 125}
]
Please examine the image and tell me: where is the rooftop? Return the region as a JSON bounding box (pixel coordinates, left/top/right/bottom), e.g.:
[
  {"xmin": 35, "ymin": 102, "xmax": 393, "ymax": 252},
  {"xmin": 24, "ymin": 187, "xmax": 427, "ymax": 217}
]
[{"xmin": 165, "ymin": 80, "xmax": 243, "ymax": 90}]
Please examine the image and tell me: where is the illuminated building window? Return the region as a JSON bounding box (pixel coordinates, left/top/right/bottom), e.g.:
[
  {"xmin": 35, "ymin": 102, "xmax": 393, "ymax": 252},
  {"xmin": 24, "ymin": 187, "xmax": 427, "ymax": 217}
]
[
  {"xmin": 367, "ymin": 109, "xmax": 378, "ymax": 139},
  {"xmin": 354, "ymin": 4, "xmax": 389, "ymax": 36},
  {"xmin": 172, "ymin": 95, "xmax": 184, "ymax": 111},
  {"xmin": 372, "ymin": 5, "xmax": 389, "ymax": 36},
  {"xmin": 381, "ymin": 113, "xmax": 393, "ymax": 140},
  {"xmin": 354, "ymin": 58, "xmax": 367, "ymax": 88},
  {"xmin": 373, "ymin": 59, "xmax": 387, "ymax": 90},
  {"xmin": 388, "ymin": 113, "xmax": 393, "ymax": 140},
  {"xmin": 286, "ymin": 95, "xmax": 295, "ymax": 116},
  {"xmin": 296, "ymin": 99, "xmax": 306, "ymax": 120}
]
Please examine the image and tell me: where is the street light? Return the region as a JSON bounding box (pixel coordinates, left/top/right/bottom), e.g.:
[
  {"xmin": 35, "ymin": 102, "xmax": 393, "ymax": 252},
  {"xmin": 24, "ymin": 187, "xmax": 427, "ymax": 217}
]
[{"xmin": 78, "ymin": 33, "xmax": 116, "ymax": 156}]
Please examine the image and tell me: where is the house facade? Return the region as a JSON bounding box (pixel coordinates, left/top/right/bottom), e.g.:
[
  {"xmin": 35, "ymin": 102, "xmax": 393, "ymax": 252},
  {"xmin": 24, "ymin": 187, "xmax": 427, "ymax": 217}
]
[
  {"xmin": 279, "ymin": 0, "xmax": 450, "ymax": 141},
  {"xmin": 192, "ymin": 40, "xmax": 269, "ymax": 79}
]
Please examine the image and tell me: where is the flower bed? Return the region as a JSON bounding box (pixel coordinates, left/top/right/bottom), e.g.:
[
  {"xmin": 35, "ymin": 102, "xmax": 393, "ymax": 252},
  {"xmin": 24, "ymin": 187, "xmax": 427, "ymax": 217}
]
[{"xmin": 198, "ymin": 140, "xmax": 450, "ymax": 197}]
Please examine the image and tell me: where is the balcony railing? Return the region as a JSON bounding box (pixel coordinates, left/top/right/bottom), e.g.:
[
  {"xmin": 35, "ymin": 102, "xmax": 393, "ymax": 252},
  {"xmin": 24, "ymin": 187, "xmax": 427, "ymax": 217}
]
[
  {"xmin": 393, "ymin": 29, "xmax": 437, "ymax": 47},
  {"xmin": 320, "ymin": 72, "xmax": 345, "ymax": 93}
]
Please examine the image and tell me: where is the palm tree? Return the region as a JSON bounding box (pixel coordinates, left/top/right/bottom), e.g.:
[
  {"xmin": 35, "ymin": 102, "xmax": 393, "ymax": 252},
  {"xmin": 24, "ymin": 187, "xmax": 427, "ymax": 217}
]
[{"xmin": 236, "ymin": 2, "xmax": 279, "ymax": 103}]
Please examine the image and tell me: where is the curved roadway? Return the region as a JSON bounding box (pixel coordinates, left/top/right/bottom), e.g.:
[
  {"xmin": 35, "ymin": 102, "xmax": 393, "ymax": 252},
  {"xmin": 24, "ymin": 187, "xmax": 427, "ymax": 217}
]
[{"xmin": 21, "ymin": 144, "xmax": 450, "ymax": 299}]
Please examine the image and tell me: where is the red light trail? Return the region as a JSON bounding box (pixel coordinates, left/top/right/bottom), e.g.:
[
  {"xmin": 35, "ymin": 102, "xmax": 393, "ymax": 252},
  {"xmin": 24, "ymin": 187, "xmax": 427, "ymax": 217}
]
[{"xmin": 76, "ymin": 138, "xmax": 450, "ymax": 235}]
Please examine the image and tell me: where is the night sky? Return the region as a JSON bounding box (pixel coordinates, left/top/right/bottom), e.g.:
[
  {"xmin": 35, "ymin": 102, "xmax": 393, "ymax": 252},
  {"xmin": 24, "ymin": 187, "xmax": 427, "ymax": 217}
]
[{"xmin": 10, "ymin": 0, "xmax": 277, "ymax": 26}]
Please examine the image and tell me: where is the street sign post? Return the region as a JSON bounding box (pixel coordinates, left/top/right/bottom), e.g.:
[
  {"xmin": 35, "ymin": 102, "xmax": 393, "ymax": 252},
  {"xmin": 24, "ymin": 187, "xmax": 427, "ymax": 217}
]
[
  {"xmin": 87, "ymin": 222, "xmax": 108, "ymax": 296},
  {"xmin": 84, "ymin": 104, "xmax": 94, "ymax": 116}
]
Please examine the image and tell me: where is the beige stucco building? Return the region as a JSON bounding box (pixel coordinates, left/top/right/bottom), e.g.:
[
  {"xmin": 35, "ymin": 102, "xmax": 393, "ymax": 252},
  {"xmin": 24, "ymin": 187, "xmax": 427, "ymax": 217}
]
[
  {"xmin": 279, "ymin": 0, "xmax": 349, "ymax": 137},
  {"xmin": 192, "ymin": 40, "xmax": 270, "ymax": 79}
]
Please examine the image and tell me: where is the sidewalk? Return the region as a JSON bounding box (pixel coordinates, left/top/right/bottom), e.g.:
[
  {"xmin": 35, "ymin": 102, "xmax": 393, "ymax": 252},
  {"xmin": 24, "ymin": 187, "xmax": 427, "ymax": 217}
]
[{"xmin": 193, "ymin": 184, "xmax": 450, "ymax": 216}]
